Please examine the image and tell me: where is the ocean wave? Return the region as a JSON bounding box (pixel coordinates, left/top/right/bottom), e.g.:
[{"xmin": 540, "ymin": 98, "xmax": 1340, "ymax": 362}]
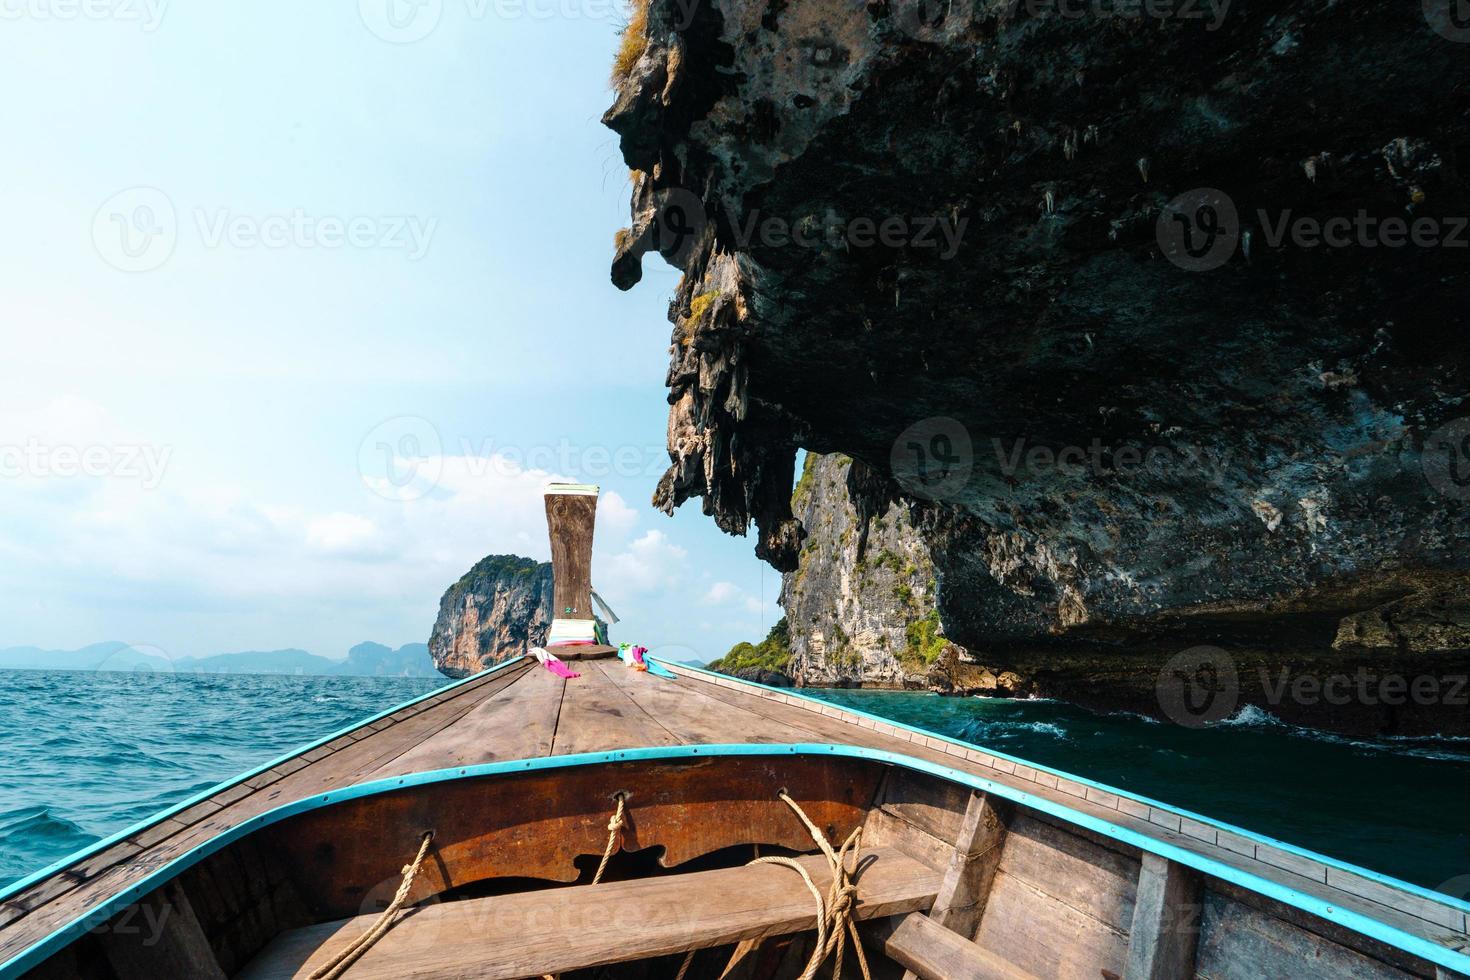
[
  {"xmin": 958, "ymin": 719, "xmax": 1069, "ymax": 741},
  {"xmin": 0, "ymin": 806, "xmax": 95, "ymax": 848},
  {"xmin": 1106, "ymin": 710, "xmax": 1163, "ymax": 725},
  {"xmin": 1211, "ymin": 704, "xmax": 1286, "ymax": 728},
  {"xmin": 1209, "ymin": 705, "xmax": 1470, "ymax": 761}
]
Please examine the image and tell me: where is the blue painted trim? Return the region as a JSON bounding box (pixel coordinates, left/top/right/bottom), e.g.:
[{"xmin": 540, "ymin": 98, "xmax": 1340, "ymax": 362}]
[
  {"xmin": 1, "ymin": 742, "xmax": 1467, "ymax": 979},
  {"xmin": 0, "ymin": 657, "xmax": 526, "ymax": 906},
  {"xmin": 659, "ymin": 657, "xmax": 1470, "ymax": 916}
]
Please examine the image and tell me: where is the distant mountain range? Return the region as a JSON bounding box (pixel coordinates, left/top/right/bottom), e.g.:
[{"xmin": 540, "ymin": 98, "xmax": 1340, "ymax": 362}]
[{"xmin": 0, "ymin": 641, "xmax": 440, "ymax": 678}]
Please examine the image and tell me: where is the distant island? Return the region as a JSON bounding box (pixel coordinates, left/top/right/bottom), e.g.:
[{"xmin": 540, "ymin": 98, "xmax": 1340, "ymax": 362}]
[{"xmin": 0, "ymin": 641, "xmax": 439, "ymax": 678}]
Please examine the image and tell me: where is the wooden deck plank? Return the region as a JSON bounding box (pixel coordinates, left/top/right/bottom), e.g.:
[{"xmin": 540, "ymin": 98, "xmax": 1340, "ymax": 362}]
[
  {"xmin": 550, "ymin": 663, "xmax": 680, "ymax": 756},
  {"xmin": 370, "ymin": 667, "xmax": 566, "ymax": 777},
  {"xmin": 594, "ymin": 659, "xmax": 823, "ymax": 745},
  {"xmin": 237, "ymin": 846, "xmax": 940, "ymax": 980}
]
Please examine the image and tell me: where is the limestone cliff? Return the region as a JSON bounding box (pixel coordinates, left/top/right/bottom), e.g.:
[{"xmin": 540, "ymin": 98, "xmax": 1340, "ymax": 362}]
[
  {"xmin": 428, "ymin": 555, "xmax": 555, "ymax": 678},
  {"xmin": 605, "ymin": 0, "xmax": 1470, "ymax": 661},
  {"xmin": 783, "ymin": 454, "xmax": 940, "ymax": 686},
  {"xmin": 782, "ymin": 453, "xmax": 1036, "ymax": 695}
]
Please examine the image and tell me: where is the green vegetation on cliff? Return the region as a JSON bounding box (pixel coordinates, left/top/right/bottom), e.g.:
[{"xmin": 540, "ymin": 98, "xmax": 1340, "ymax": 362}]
[
  {"xmin": 901, "ymin": 609, "xmax": 948, "ymax": 671},
  {"xmin": 452, "ymin": 554, "xmax": 543, "ymax": 594},
  {"xmin": 710, "ymin": 617, "xmax": 792, "ymax": 675}
]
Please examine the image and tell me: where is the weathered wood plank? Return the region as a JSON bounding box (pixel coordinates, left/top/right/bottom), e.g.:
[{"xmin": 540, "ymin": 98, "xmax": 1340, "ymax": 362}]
[
  {"xmin": 545, "ymin": 489, "xmax": 597, "ymax": 621},
  {"xmin": 370, "ymin": 667, "xmax": 565, "ymax": 776},
  {"xmin": 550, "ymin": 664, "xmax": 681, "ymax": 756},
  {"xmin": 972, "ymin": 869, "xmax": 1131, "ymax": 980},
  {"xmin": 237, "ymin": 846, "xmax": 941, "ymax": 980},
  {"xmin": 1194, "ymin": 889, "xmax": 1416, "ymax": 980},
  {"xmin": 992, "ymin": 813, "xmax": 1140, "ymax": 935},
  {"xmin": 871, "ymin": 912, "xmax": 1035, "ymax": 980},
  {"xmin": 593, "ymin": 659, "xmax": 822, "ymax": 745},
  {"xmin": 95, "ymin": 880, "xmax": 225, "ymax": 980},
  {"xmin": 929, "ymin": 791, "xmax": 1008, "ymax": 939},
  {"xmin": 1123, "ymin": 852, "xmax": 1202, "ymax": 980}
]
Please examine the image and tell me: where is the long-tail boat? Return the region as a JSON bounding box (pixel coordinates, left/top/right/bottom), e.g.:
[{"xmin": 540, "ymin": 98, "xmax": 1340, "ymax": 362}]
[{"xmin": 2, "ymin": 485, "xmax": 1468, "ymax": 979}]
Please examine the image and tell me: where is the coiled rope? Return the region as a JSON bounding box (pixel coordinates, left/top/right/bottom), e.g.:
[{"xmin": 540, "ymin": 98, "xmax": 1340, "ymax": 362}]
[
  {"xmin": 678, "ymin": 792, "xmax": 872, "ymax": 980},
  {"xmin": 309, "ymin": 830, "xmax": 435, "ymax": 980}
]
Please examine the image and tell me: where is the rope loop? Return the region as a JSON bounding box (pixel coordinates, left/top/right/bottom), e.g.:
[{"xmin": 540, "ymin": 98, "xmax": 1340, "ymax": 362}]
[
  {"xmin": 717, "ymin": 792, "xmax": 872, "ymax": 980},
  {"xmin": 593, "ymin": 792, "xmax": 628, "ymax": 886},
  {"xmin": 309, "ymin": 830, "xmax": 434, "ymax": 980}
]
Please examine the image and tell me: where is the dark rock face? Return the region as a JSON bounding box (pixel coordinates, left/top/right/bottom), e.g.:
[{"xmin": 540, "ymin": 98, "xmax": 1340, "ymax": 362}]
[
  {"xmin": 428, "ymin": 555, "xmax": 555, "ymax": 678},
  {"xmin": 723, "ymin": 665, "xmax": 796, "ymax": 687},
  {"xmin": 606, "ymin": 0, "xmax": 1470, "ymax": 657}
]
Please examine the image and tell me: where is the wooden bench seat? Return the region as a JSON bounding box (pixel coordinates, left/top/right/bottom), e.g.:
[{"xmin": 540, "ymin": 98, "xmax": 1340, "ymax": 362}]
[
  {"xmin": 872, "ymin": 912, "xmax": 1038, "ymax": 980},
  {"xmin": 238, "ymin": 846, "xmax": 941, "ymax": 980}
]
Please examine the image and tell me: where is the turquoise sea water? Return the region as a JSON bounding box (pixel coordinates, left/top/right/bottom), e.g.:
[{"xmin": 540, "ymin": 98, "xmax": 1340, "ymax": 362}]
[
  {"xmin": 1, "ymin": 669, "xmax": 1466, "ymax": 900},
  {"xmin": 804, "ymin": 688, "xmax": 1470, "ymax": 894},
  {"xmin": 0, "ymin": 669, "xmax": 440, "ymax": 890}
]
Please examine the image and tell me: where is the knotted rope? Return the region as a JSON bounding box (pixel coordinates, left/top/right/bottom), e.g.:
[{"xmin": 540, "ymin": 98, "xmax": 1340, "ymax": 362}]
[
  {"xmin": 543, "ymin": 794, "xmax": 630, "ymax": 980},
  {"xmin": 309, "ymin": 830, "xmax": 434, "ymax": 980},
  {"xmin": 694, "ymin": 792, "xmax": 872, "ymax": 980},
  {"xmin": 593, "ymin": 792, "xmax": 627, "ymax": 886}
]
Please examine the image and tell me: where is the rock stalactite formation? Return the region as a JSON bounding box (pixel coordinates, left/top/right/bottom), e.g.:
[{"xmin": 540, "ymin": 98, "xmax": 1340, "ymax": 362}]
[
  {"xmin": 606, "ymin": 0, "xmax": 1470, "ymax": 657},
  {"xmin": 428, "ymin": 555, "xmax": 557, "ymax": 678}
]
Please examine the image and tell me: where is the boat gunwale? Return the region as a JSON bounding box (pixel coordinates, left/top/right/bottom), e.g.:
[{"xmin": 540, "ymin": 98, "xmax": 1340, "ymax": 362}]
[
  {"xmin": 0, "ymin": 656, "xmax": 528, "ymax": 907},
  {"xmin": 658, "ymin": 657, "xmax": 1470, "ymax": 916},
  {"xmin": 1, "ymin": 741, "xmax": 1468, "ymax": 979}
]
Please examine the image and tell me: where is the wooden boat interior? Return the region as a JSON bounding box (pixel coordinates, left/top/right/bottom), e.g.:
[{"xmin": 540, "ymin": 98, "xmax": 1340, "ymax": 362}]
[{"xmin": 3, "ymin": 657, "xmax": 1468, "ymax": 980}]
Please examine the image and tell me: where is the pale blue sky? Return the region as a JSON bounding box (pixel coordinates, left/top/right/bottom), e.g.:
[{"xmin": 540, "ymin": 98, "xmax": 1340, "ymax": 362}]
[{"xmin": 0, "ymin": 1, "xmax": 782, "ymax": 664}]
